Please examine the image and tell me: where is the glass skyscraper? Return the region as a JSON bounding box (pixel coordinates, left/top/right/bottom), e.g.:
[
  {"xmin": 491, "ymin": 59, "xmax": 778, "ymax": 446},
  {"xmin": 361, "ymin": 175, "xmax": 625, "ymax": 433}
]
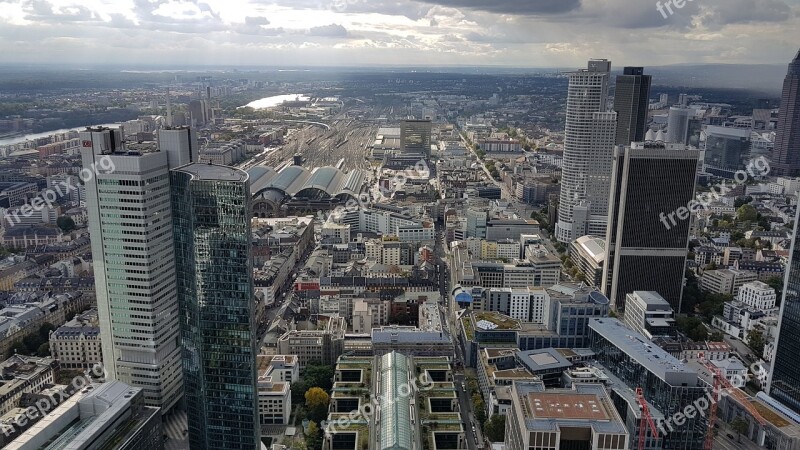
[
  {"xmin": 769, "ymin": 213, "xmax": 800, "ymax": 415},
  {"xmin": 171, "ymin": 163, "xmax": 258, "ymax": 450}
]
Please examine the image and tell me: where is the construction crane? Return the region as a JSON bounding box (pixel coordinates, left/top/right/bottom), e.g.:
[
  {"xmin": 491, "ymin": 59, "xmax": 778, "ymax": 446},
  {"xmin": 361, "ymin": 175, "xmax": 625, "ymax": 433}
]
[
  {"xmin": 635, "ymin": 388, "xmax": 660, "ymax": 450},
  {"xmin": 698, "ymin": 354, "xmax": 767, "ymax": 450}
]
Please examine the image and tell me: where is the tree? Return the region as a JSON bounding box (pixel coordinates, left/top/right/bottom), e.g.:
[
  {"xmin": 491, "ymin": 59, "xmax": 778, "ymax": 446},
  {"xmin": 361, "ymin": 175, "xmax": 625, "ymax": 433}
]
[
  {"xmin": 305, "ymin": 421, "xmax": 322, "ymax": 450},
  {"xmin": 709, "ymin": 331, "xmax": 725, "ymax": 342},
  {"xmin": 305, "ymin": 387, "xmax": 330, "ymax": 423},
  {"xmin": 484, "ymin": 415, "xmax": 506, "ymax": 442},
  {"xmin": 747, "ymin": 329, "xmax": 765, "ymax": 358},
  {"xmin": 56, "ymin": 216, "xmax": 76, "ymax": 232},
  {"xmin": 730, "ymin": 417, "xmax": 749, "ymax": 443},
  {"xmin": 767, "ymin": 276, "xmax": 784, "ymax": 304},
  {"xmin": 37, "ymin": 342, "xmax": 50, "ymax": 356},
  {"xmin": 734, "ymin": 196, "xmax": 753, "ymax": 208}
]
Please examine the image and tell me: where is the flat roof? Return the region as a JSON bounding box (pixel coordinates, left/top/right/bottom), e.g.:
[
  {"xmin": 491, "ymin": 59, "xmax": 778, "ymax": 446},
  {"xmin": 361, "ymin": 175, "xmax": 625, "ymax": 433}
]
[
  {"xmin": 174, "ymin": 162, "xmax": 248, "ymax": 182},
  {"xmin": 589, "ymin": 319, "xmax": 698, "ymax": 385},
  {"xmin": 527, "ymin": 393, "xmax": 610, "ymax": 420}
]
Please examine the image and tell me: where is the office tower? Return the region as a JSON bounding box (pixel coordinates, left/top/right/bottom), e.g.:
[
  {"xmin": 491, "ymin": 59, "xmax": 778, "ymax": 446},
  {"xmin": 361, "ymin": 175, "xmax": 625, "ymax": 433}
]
[
  {"xmin": 678, "ymin": 93, "xmax": 689, "ymax": 106},
  {"xmin": 80, "ymin": 127, "xmax": 183, "ymax": 411},
  {"xmin": 666, "ymin": 106, "xmax": 693, "ymax": 144},
  {"xmin": 157, "ymin": 126, "xmax": 199, "ymax": 167},
  {"xmin": 400, "ymin": 119, "xmax": 432, "ymax": 156},
  {"xmin": 614, "ymin": 66, "xmax": 652, "ymax": 146},
  {"xmin": 772, "ymin": 49, "xmax": 800, "ymax": 176},
  {"xmin": 769, "ymin": 214, "xmax": 800, "ymax": 414},
  {"xmin": 703, "ymin": 125, "xmax": 752, "ymax": 178},
  {"xmin": 602, "ymin": 142, "xmax": 699, "ymax": 311},
  {"xmin": 556, "ymin": 59, "xmax": 617, "ymax": 243},
  {"xmin": 171, "ymin": 163, "xmax": 258, "ymax": 450}
]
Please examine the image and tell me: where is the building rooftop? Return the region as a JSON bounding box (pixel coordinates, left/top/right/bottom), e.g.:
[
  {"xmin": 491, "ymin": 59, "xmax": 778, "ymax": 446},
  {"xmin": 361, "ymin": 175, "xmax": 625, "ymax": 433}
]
[
  {"xmin": 589, "ymin": 318, "xmax": 698, "ymax": 385},
  {"xmin": 174, "ymin": 162, "xmax": 248, "ymax": 182}
]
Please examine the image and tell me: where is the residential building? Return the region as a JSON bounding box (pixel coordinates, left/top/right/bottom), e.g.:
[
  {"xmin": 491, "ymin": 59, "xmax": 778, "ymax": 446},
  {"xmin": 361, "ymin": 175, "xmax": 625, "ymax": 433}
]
[
  {"xmin": 171, "ymin": 162, "xmax": 258, "ymax": 449},
  {"xmin": 80, "ymin": 127, "xmax": 186, "ymax": 411},
  {"xmin": 700, "ymin": 269, "xmax": 758, "ymax": 296},
  {"xmin": 557, "ymin": 59, "xmax": 618, "ymax": 243},
  {"xmin": 737, "ymin": 280, "xmax": 777, "ymax": 310},
  {"xmin": 622, "ymin": 291, "xmax": 676, "ymax": 339},
  {"xmin": 256, "ymin": 355, "xmax": 295, "ymax": 425},
  {"xmin": 603, "ymin": 142, "xmax": 699, "ymax": 311},
  {"xmin": 570, "ymin": 235, "xmax": 605, "ymax": 288},
  {"xmin": 0, "ymin": 356, "xmax": 56, "ymax": 416},
  {"xmin": 48, "ymin": 309, "xmax": 102, "ymax": 370},
  {"xmin": 277, "ymin": 316, "xmax": 346, "ymax": 370}
]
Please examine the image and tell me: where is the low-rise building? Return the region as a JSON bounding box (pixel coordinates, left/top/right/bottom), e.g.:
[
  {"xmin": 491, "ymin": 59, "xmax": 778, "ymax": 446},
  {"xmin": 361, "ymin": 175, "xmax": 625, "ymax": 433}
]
[
  {"xmin": 0, "ymin": 356, "xmax": 56, "ymax": 416},
  {"xmin": 4, "ymin": 381, "xmax": 162, "ymax": 450},
  {"xmin": 570, "ymin": 235, "xmax": 605, "ymax": 288},
  {"xmin": 505, "ymin": 381, "xmax": 630, "ymax": 450},
  {"xmin": 48, "ymin": 309, "xmax": 101, "ymax": 370},
  {"xmin": 256, "ymin": 355, "xmax": 296, "ymax": 425},
  {"xmin": 700, "ymin": 269, "xmax": 758, "ymax": 296},
  {"xmin": 622, "ymin": 291, "xmax": 676, "ymax": 339}
]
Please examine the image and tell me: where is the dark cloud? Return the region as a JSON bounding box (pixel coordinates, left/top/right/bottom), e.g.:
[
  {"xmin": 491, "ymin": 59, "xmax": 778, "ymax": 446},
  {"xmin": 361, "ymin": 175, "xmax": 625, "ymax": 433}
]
[
  {"xmin": 413, "ymin": 0, "xmax": 581, "ymax": 15},
  {"xmin": 244, "ymin": 16, "xmax": 270, "ymax": 26},
  {"xmin": 308, "ymin": 23, "xmax": 348, "ymax": 37}
]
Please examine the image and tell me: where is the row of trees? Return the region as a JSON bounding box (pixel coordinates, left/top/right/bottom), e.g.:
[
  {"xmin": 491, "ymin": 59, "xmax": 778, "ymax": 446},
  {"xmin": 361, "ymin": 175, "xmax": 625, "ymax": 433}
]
[{"xmin": 7, "ymin": 323, "xmax": 56, "ymax": 358}]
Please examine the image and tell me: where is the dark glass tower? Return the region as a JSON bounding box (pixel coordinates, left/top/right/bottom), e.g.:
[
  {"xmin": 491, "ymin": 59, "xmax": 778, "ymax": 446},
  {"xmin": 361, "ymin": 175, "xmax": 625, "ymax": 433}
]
[
  {"xmin": 602, "ymin": 142, "xmax": 699, "ymax": 311},
  {"xmin": 614, "ymin": 67, "xmax": 652, "ymax": 146},
  {"xmin": 769, "ymin": 215, "xmax": 800, "ymax": 414},
  {"xmin": 772, "ymin": 49, "xmax": 800, "ymax": 176},
  {"xmin": 171, "ymin": 163, "xmax": 258, "ymax": 450}
]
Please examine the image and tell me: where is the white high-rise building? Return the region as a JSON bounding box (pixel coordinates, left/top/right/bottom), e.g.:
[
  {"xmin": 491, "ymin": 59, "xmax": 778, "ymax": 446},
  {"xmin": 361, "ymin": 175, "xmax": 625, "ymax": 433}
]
[
  {"xmin": 80, "ymin": 126, "xmax": 196, "ymax": 412},
  {"xmin": 556, "ymin": 59, "xmax": 617, "ymax": 243}
]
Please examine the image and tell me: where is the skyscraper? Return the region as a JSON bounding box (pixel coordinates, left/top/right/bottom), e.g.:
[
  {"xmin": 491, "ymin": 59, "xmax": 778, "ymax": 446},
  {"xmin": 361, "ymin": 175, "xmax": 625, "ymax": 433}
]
[
  {"xmin": 769, "ymin": 213, "xmax": 800, "ymax": 414},
  {"xmin": 400, "ymin": 119, "xmax": 432, "ymax": 156},
  {"xmin": 772, "ymin": 49, "xmax": 800, "ymax": 176},
  {"xmin": 171, "ymin": 163, "xmax": 258, "ymax": 450},
  {"xmin": 80, "ymin": 127, "xmax": 184, "ymax": 411},
  {"xmin": 614, "ymin": 66, "xmax": 652, "ymax": 146},
  {"xmin": 556, "ymin": 59, "xmax": 618, "ymax": 243},
  {"xmin": 602, "ymin": 142, "xmax": 699, "ymax": 311}
]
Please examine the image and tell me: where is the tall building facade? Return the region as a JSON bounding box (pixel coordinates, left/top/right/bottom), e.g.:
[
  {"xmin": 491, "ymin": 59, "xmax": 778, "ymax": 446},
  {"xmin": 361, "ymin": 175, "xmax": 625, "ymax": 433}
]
[
  {"xmin": 80, "ymin": 127, "xmax": 183, "ymax": 411},
  {"xmin": 171, "ymin": 163, "xmax": 259, "ymax": 450},
  {"xmin": 602, "ymin": 142, "xmax": 699, "ymax": 311},
  {"xmin": 556, "ymin": 59, "xmax": 618, "ymax": 243},
  {"xmin": 614, "ymin": 66, "xmax": 652, "ymax": 146},
  {"xmin": 769, "ymin": 212, "xmax": 800, "ymax": 414},
  {"xmin": 703, "ymin": 125, "xmax": 752, "ymax": 178},
  {"xmin": 772, "ymin": 49, "xmax": 800, "ymax": 176},
  {"xmin": 400, "ymin": 119, "xmax": 432, "ymax": 156}
]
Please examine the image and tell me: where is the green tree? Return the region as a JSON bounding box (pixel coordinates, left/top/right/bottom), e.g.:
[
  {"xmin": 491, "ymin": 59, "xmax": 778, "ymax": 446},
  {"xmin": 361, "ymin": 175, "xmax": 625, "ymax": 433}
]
[
  {"xmin": 747, "ymin": 329, "xmax": 765, "ymax": 358},
  {"xmin": 730, "ymin": 417, "xmax": 749, "ymax": 443},
  {"xmin": 767, "ymin": 276, "xmax": 784, "ymax": 304},
  {"xmin": 305, "ymin": 421, "xmax": 322, "ymax": 450},
  {"xmin": 37, "ymin": 342, "xmax": 50, "ymax": 356},
  {"xmin": 305, "ymin": 387, "xmax": 330, "ymax": 423},
  {"xmin": 484, "ymin": 415, "xmax": 506, "ymax": 442},
  {"xmin": 56, "ymin": 216, "xmax": 76, "ymax": 232}
]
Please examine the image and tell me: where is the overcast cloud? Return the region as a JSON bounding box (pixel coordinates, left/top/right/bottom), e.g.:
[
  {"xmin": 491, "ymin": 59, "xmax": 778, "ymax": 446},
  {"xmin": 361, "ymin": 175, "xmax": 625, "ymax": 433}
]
[{"xmin": 0, "ymin": 0, "xmax": 797, "ymax": 67}]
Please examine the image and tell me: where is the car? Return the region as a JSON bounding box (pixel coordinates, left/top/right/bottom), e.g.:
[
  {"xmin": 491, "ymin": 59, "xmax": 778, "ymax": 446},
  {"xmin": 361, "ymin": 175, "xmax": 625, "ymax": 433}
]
[{"xmin": 727, "ymin": 434, "xmax": 735, "ymax": 439}]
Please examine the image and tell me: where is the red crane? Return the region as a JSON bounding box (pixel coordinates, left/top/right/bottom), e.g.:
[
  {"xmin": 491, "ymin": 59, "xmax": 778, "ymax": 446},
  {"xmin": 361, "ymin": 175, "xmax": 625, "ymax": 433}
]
[
  {"xmin": 698, "ymin": 354, "xmax": 767, "ymax": 450},
  {"xmin": 635, "ymin": 387, "xmax": 660, "ymax": 450}
]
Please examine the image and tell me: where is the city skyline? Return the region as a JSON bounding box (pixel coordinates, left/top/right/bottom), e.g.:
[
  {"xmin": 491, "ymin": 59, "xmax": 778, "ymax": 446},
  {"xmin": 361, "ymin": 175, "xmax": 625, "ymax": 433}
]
[{"xmin": 0, "ymin": 0, "xmax": 797, "ymax": 67}]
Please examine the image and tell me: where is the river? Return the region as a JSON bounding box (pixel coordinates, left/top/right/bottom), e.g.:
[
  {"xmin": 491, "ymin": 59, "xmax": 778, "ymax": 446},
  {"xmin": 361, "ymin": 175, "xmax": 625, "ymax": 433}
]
[{"xmin": 242, "ymin": 94, "xmax": 310, "ymax": 110}]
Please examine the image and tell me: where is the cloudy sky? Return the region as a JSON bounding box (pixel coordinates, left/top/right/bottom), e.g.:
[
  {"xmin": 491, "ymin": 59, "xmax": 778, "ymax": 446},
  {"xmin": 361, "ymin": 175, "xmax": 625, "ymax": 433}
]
[{"xmin": 0, "ymin": 0, "xmax": 798, "ymax": 68}]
